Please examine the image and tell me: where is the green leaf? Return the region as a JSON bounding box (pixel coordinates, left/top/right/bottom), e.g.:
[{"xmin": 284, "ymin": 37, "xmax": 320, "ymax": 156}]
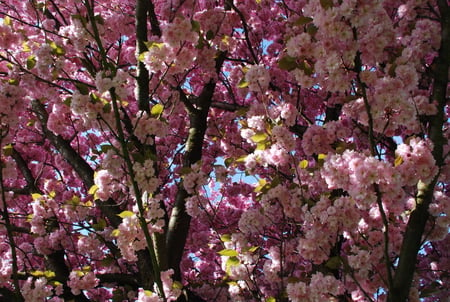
[
  {"xmin": 224, "ymin": 158, "xmax": 233, "ymax": 168},
  {"xmin": 237, "ymin": 78, "xmax": 249, "ymax": 88},
  {"xmin": 218, "ymin": 249, "xmax": 239, "ymax": 257},
  {"xmin": 3, "ymin": 144, "xmax": 14, "ymax": 156},
  {"xmin": 22, "ymin": 42, "xmax": 31, "ymax": 52},
  {"xmin": 320, "ymin": 0, "xmax": 333, "ymax": 9},
  {"xmin": 75, "ymin": 82, "xmax": 90, "ymax": 95},
  {"xmin": 206, "ymin": 30, "xmax": 215, "ymax": 40},
  {"xmin": 225, "ymin": 256, "xmax": 240, "ymax": 273},
  {"xmin": 256, "ymin": 141, "xmax": 270, "ymax": 151},
  {"xmin": 220, "ymin": 234, "xmax": 232, "ymax": 242},
  {"xmin": 278, "ymin": 55, "xmax": 298, "ymax": 71},
  {"xmin": 298, "ymin": 60, "xmax": 314, "ymax": 76},
  {"xmin": 101, "ymin": 255, "xmax": 115, "ymax": 266},
  {"xmin": 191, "ymin": 20, "xmax": 201, "ymax": 33},
  {"xmin": 49, "ymin": 41, "xmax": 65, "ymax": 56},
  {"xmin": 31, "ymin": 193, "xmax": 43, "ymax": 200},
  {"xmin": 251, "ymin": 133, "xmax": 268, "ymax": 143},
  {"xmin": 92, "ymin": 218, "xmax": 107, "ymax": 231},
  {"xmin": 294, "ymin": 16, "xmax": 313, "ymax": 26},
  {"xmin": 64, "ymin": 97, "xmax": 72, "ymax": 107},
  {"xmin": 44, "ymin": 270, "xmax": 56, "ymax": 279},
  {"xmin": 8, "ymin": 78, "xmax": 19, "ymax": 85},
  {"xmin": 118, "ymin": 210, "xmax": 134, "ymax": 219},
  {"xmin": 151, "ymin": 104, "xmax": 164, "ymax": 116},
  {"xmin": 325, "ymin": 256, "xmax": 341, "ymax": 270},
  {"xmin": 100, "ymin": 144, "xmax": 113, "ymax": 153},
  {"xmin": 173, "ymin": 281, "xmax": 183, "ymax": 290},
  {"xmin": 306, "ymin": 24, "xmax": 318, "ymax": 36},
  {"xmin": 103, "ymin": 102, "xmax": 111, "ymax": 113},
  {"xmin": 247, "ymin": 246, "xmax": 259, "ymax": 253},
  {"xmin": 299, "ymin": 159, "xmax": 309, "ymax": 169},
  {"xmin": 3, "ymin": 16, "xmax": 11, "ymax": 26},
  {"xmin": 26, "ymin": 55, "xmax": 36, "ymax": 70},
  {"xmin": 266, "ymin": 297, "xmax": 276, "ymax": 302},
  {"xmin": 144, "ymin": 41, "xmax": 164, "ymax": 49}
]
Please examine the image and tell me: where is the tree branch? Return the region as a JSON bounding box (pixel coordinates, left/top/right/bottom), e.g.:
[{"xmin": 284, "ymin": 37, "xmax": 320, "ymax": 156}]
[{"xmin": 388, "ymin": 2, "xmax": 449, "ymax": 301}]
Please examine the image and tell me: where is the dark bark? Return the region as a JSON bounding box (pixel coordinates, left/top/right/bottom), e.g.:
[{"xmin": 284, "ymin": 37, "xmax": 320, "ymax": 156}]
[
  {"xmin": 388, "ymin": 2, "xmax": 449, "ymax": 301},
  {"xmin": 167, "ymin": 53, "xmax": 227, "ymax": 282}
]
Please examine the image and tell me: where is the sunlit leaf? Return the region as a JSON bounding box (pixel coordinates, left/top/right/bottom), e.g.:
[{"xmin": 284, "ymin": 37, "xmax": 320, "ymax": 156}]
[
  {"xmin": 151, "ymin": 104, "xmax": 164, "ymax": 116},
  {"xmin": 44, "ymin": 271, "xmax": 56, "ymax": 279},
  {"xmin": 31, "ymin": 193, "xmax": 42, "ymax": 200},
  {"xmin": 218, "ymin": 249, "xmax": 239, "ymax": 257},
  {"xmin": 49, "ymin": 41, "xmax": 65, "ymax": 56},
  {"xmin": 3, "ymin": 16, "xmax": 11, "ymax": 26},
  {"xmin": 220, "ymin": 234, "xmax": 232, "ymax": 242},
  {"xmin": 238, "ymin": 78, "xmax": 249, "ymax": 88},
  {"xmin": 26, "ymin": 55, "xmax": 36, "ymax": 69},
  {"xmin": 299, "ymin": 159, "xmax": 309, "ymax": 169},
  {"xmin": 225, "ymin": 256, "xmax": 240, "ymax": 274},
  {"xmin": 144, "ymin": 41, "xmax": 164, "ymax": 49},
  {"xmin": 118, "ymin": 210, "xmax": 134, "ymax": 219},
  {"xmin": 394, "ymin": 155, "xmax": 403, "ymax": 167},
  {"xmin": 88, "ymin": 184, "xmax": 98, "ymax": 195},
  {"xmin": 251, "ymin": 133, "xmax": 268, "ymax": 143}
]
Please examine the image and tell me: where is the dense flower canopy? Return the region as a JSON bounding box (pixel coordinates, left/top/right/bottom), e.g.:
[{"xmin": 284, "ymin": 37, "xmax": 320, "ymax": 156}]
[{"xmin": 0, "ymin": 0, "xmax": 448, "ymax": 301}]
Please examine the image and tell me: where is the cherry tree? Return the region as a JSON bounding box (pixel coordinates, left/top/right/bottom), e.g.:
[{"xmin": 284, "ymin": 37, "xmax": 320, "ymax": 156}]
[{"xmin": 0, "ymin": 0, "xmax": 448, "ymax": 301}]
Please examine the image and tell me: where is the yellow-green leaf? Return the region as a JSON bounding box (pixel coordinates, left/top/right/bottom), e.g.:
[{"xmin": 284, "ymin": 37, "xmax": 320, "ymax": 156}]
[
  {"xmin": 394, "ymin": 155, "xmax": 403, "ymax": 167},
  {"xmin": 118, "ymin": 210, "xmax": 134, "ymax": 219},
  {"xmin": 93, "ymin": 218, "xmax": 107, "ymax": 231},
  {"xmin": 318, "ymin": 153, "xmax": 327, "ymax": 160},
  {"xmin": 3, "ymin": 144, "xmax": 14, "ymax": 156},
  {"xmin": 144, "ymin": 41, "xmax": 164, "ymax": 49},
  {"xmin": 88, "ymin": 184, "xmax": 98, "ymax": 195},
  {"xmin": 254, "ymin": 178, "xmax": 267, "ymax": 193},
  {"xmin": 225, "ymin": 256, "xmax": 240, "ymax": 273},
  {"xmin": 237, "ymin": 78, "xmax": 249, "ymax": 88},
  {"xmin": 247, "ymin": 246, "xmax": 259, "ymax": 253},
  {"xmin": 173, "ymin": 281, "xmax": 183, "ymax": 290},
  {"xmin": 299, "ymin": 159, "xmax": 309, "ymax": 169},
  {"xmin": 151, "ymin": 104, "xmax": 164, "ymax": 116},
  {"xmin": 26, "ymin": 55, "xmax": 36, "ymax": 70},
  {"xmin": 3, "ymin": 16, "xmax": 11, "ymax": 26},
  {"xmin": 220, "ymin": 234, "xmax": 232, "ymax": 242},
  {"xmin": 44, "ymin": 270, "xmax": 56, "ymax": 279},
  {"xmin": 266, "ymin": 297, "xmax": 276, "ymax": 302},
  {"xmin": 31, "ymin": 193, "xmax": 42, "ymax": 200},
  {"xmin": 218, "ymin": 249, "xmax": 239, "ymax": 257},
  {"xmin": 49, "ymin": 41, "xmax": 65, "ymax": 56},
  {"xmin": 111, "ymin": 229, "xmax": 120, "ymax": 237},
  {"xmin": 251, "ymin": 133, "xmax": 267, "ymax": 143},
  {"xmin": 31, "ymin": 270, "xmax": 44, "ymax": 277},
  {"xmin": 22, "ymin": 42, "xmax": 31, "ymax": 52}
]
